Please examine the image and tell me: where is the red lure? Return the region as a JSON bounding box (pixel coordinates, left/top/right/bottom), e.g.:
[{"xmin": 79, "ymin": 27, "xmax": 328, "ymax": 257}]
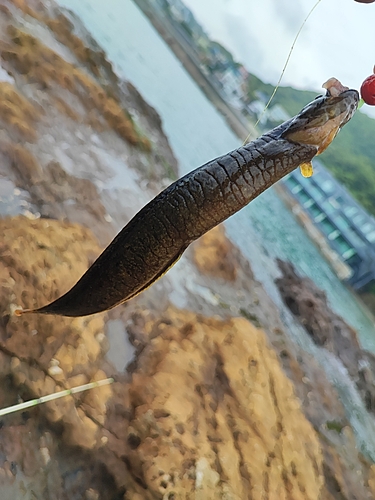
[{"xmin": 360, "ymin": 73, "xmax": 375, "ymax": 105}]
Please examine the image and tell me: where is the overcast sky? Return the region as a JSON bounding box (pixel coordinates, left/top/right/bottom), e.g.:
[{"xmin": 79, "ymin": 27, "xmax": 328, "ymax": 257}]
[{"xmin": 183, "ymin": 0, "xmax": 375, "ymax": 102}]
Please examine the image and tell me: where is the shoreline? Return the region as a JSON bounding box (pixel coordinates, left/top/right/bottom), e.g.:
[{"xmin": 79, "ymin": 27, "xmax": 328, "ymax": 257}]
[{"xmin": 133, "ymin": 0, "xmax": 257, "ymax": 142}]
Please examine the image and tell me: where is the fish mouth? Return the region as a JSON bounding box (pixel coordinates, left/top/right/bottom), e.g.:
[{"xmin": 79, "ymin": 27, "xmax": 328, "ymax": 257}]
[
  {"xmin": 282, "ymin": 88, "xmax": 359, "ymax": 153},
  {"xmin": 328, "ymin": 89, "xmax": 360, "ymax": 127}
]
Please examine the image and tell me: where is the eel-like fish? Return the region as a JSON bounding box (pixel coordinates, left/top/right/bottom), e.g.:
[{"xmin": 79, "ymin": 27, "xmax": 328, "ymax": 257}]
[{"xmin": 18, "ymin": 84, "xmax": 359, "ymax": 317}]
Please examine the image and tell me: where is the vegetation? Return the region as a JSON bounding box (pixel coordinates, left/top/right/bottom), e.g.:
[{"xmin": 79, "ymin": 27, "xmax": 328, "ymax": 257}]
[
  {"xmin": 248, "ymin": 79, "xmax": 375, "ymax": 217},
  {"xmin": 239, "ymin": 308, "xmax": 262, "ymax": 328},
  {"xmin": 326, "ymin": 420, "xmax": 345, "ymax": 434},
  {"xmin": 210, "ymin": 41, "xmax": 239, "ymax": 66},
  {"xmin": 319, "ymin": 111, "xmax": 375, "ymax": 215},
  {"xmin": 246, "ymin": 73, "xmax": 275, "ymax": 102}
]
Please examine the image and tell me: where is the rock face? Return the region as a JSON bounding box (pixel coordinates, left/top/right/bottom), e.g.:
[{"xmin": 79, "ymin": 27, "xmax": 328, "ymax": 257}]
[
  {"xmin": 275, "ymin": 259, "xmax": 375, "ymax": 412},
  {"xmin": 1, "ymin": 217, "xmax": 375, "ymax": 499},
  {"xmin": 0, "ymin": 0, "xmax": 178, "ymax": 246},
  {"xmin": 0, "ymin": 217, "xmax": 112, "ymax": 449},
  {"xmin": 117, "ymin": 308, "xmax": 324, "ymax": 499},
  {"xmin": 275, "ymin": 259, "xmax": 375, "ymax": 499},
  {"xmin": 192, "ymin": 225, "xmax": 238, "ymax": 282},
  {"xmin": 275, "ymin": 259, "xmax": 364, "ymax": 381},
  {"xmin": 0, "ymin": 216, "xmax": 121, "ymax": 498},
  {"xmin": 0, "ymin": 217, "xmax": 375, "ymax": 500},
  {"xmin": 275, "ymin": 260, "xmax": 359, "ymax": 351},
  {"xmin": 0, "ymin": 218, "xmax": 324, "ymax": 499}
]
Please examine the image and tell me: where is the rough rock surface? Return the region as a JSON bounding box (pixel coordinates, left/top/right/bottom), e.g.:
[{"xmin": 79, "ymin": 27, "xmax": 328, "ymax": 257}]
[
  {"xmin": 276, "ymin": 259, "xmax": 375, "ymax": 414},
  {"xmin": 192, "ymin": 225, "xmax": 237, "ymax": 282},
  {"xmin": 1, "ymin": 216, "xmax": 375, "ymax": 499},
  {"xmin": 0, "ymin": 0, "xmax": 178, "ymax": 246},
  {"xmin": 0, "ymin": 218, "xmax": 324, "ymax": 499},
  {"xmin": 0, "ymin": 216, "xmax": 112, "ymax": 449},
  {"xmin": 190, "ymin": 233, "xmax": 375, "ymax": 500},
  {"xmin": 0, "ymin": 216, "xmax": 120, "ymax": 498},
  {"xmin": 276, "ymin": 260, "xmax": 360, "ymax": 353},
  {"xmin": 112, "ymin": 307, "xmax": 324, "ymax": 499}
]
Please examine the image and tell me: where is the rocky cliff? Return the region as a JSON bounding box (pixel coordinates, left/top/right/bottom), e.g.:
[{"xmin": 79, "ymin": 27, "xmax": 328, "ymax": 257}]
[
  {"xmin": 0, "ymin": 216, "xmax": 325, "ymax": 499},
  {"xmin": 1, "ymin": 0, "xmax": 375, "ymax": 499}
]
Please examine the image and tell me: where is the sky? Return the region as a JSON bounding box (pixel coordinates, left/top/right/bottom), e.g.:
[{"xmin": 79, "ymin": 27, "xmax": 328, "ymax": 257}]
[{"xmin": 183, "ymin": 0, "xmax": 375, "ymax": 114}]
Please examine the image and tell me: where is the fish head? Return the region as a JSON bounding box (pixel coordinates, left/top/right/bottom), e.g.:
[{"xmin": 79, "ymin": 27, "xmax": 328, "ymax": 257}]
[{"xmin": 282, "ymin": 87, "xmax": 359, "ymax": 154}]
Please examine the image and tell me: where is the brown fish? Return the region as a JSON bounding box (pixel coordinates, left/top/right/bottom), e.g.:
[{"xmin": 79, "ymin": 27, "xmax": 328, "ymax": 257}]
[{"xmin": 17, "ymin": 85, "xmax": 358, "ymax": 317}]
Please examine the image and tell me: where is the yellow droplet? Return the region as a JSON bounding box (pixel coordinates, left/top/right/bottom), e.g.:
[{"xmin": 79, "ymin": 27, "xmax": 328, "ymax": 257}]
[{"xmin": 300, "ymin": 162, "xmax": 313, "ymax": 178}]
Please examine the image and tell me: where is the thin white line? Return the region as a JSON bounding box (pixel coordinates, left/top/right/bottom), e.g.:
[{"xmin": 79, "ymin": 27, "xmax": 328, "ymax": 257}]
[{"xmin": 0, "ymin": 378, "xmax": 114, "ymax": 417}]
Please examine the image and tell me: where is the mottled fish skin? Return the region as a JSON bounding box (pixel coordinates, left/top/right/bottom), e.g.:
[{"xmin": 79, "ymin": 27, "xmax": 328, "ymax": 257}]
[{"xmin": 23, "ymin": 89, "xmax": 359, "ymax": 317}]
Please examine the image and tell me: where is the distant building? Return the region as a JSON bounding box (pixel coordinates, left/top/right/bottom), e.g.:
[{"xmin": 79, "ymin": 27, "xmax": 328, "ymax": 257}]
[
  {"xmin": 283, "ymin": 161, "xmax": 375, "ymax": 291},
  {"xmin": 214, "ymin": 65, "xmax": 247, "ymax": 109}
]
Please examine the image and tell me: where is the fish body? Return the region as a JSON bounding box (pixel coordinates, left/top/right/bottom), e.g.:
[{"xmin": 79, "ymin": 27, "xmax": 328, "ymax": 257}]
[{"xmin": 20, "ymin": 88, "xmax": 359, "ymax": 317}]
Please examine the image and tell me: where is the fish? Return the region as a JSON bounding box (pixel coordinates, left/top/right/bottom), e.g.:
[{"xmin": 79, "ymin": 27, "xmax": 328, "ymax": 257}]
[{"xmin": 17, "ymin": 84, "xmax": 359, "ymax": 317}]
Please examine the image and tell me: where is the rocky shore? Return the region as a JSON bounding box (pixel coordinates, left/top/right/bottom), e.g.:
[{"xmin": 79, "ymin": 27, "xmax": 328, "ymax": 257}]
[{"xmin": 1, "ymin": 0, "xmax": 375, "ymax": 499}]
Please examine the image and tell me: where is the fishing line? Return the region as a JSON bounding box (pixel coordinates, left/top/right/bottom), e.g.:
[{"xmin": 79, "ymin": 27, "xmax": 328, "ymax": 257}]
[
  {"xmin": 244, "ymin": 0, "xmax": 323, "ymax": 144},
  {"xmin": 0, "ymin": 377, "xmax": 114, "ymax": 417}
]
